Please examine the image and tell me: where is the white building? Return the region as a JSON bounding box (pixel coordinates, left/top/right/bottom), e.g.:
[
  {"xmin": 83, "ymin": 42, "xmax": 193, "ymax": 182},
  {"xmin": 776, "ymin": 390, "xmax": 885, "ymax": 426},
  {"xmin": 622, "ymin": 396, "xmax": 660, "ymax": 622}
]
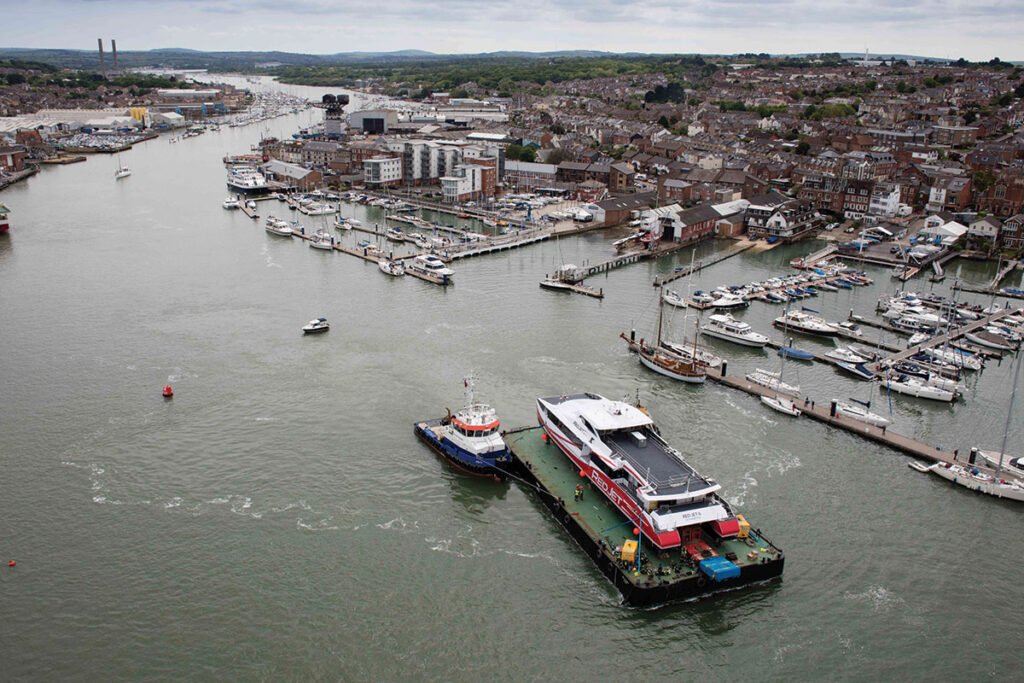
[
  {"xmin": 868, "ymin": 183, "xmax": 901, "ymax": 217},
  {"xmin": 363, "ymin": 156, "xmax": 402, "ymax": 186},
  {"xmin": 918, "ymin": 215, "xmax": 968, "ymax": 245},
  {"xmin": 441, "ymin": 163, "xmax": 483, "ymax": 203}
]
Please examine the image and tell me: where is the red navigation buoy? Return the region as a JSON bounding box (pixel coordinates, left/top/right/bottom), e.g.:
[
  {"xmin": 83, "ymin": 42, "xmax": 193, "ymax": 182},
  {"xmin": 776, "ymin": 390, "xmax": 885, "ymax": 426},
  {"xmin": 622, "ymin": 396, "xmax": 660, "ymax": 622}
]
[
  {"xmin": 8, "ymin": 560, "xmax": 15, "ymax": 567},
  {"xmin": 541, "ymin": 433, "xmax": 548, "ymax": 442},
  {"xmin": 632, "ymin": 527, "xmax": 640, "ymax": 536},
  {"xmin": 162, "ymin": 385, "xmax": 174, "ymax": 397},
  {"xmin": 579, "ymin": 469, "xmax": 587, "ymax": 477}
]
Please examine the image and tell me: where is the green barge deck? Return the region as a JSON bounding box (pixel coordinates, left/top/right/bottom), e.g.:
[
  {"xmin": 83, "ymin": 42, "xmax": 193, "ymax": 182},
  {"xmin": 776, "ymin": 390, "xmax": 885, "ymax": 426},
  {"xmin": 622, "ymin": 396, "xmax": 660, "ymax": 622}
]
[{"xmin": 504, "ymin": 427, "xmax": 785, "ymax": 606}]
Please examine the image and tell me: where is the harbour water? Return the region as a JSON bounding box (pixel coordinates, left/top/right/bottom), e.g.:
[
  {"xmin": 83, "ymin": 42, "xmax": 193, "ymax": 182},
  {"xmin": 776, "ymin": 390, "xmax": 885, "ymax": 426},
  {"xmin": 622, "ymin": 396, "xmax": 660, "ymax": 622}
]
[{"xmin": 1, "ymin": 77, "xmax": 1022, "ymax": 679}]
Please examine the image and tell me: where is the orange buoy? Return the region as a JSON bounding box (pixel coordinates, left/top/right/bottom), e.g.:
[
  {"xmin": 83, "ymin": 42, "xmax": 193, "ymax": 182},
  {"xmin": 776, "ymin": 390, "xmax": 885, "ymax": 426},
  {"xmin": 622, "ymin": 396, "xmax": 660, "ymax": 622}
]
[
  {"xmin": 162, "ymin": 385, "xmax": 174, "ymax": 397},
  {"xmin": 541, "ymin": 433, "xmax": 548, "ymax": 442},
  {"xmin": 8, "ymin": 560, "xmax": 15, "ymax": 567},
  {"xmin": 632, "ymin": 527, "xmax": 639, "ymax": 536},
  {"xmin": 579, "ymin": 469, "xmax": 587, "ymax": 477}
]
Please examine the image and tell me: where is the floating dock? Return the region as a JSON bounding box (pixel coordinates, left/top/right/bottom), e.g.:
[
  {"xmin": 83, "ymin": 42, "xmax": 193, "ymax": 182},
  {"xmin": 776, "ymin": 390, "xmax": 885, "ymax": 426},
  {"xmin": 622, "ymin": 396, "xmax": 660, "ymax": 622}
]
[
  {"xmin": 538, "ymin": 279, "xmax": 604, "ymax": 298},
  {"xmin": 504, "ymin": 427, "xmax": 784, "ymax": 606}
]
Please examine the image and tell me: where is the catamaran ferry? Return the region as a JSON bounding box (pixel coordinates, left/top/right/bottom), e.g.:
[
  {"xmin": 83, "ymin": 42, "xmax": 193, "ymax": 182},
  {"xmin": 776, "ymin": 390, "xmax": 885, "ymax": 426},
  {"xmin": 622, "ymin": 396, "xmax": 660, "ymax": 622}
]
[{"xmin": 537, "ymin": 393, "xmax": 742, "ymax": 550}]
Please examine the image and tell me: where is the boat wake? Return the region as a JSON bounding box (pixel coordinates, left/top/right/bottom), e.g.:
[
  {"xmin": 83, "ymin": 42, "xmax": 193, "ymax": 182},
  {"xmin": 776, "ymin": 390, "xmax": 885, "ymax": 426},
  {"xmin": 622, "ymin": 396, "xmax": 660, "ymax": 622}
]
[
  {"xmin": 844, "ymin": 585, "xmax": 905, "ymax": 612},
  {"xmin": 261, "ymin": 243, "xmax": 281, "ymax": 268}
]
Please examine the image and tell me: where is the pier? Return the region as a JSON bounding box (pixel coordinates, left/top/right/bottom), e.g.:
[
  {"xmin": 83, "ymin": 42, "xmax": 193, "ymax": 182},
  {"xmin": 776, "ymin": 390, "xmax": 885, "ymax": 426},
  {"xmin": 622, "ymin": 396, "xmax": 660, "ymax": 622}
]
[
  {"xmin": 653, "ymin": 242, "xmax": 755, "ymax": 287},
  {"xmin": 989, "ymin": 259, "xmax": 1022, "ymax": 290},
  {"xmin": 706, "ymin": 367, "xmax": 973, "ymax": 469},
  {"xmin": 239, "ymin": 201, "xmax": 259, "ymax": 219},
  {"xmin": 790, "ymin": 244, "xmax": 837, "ymax": 270},
  {"xmin": 876, "ymin": 307, "xmax": 1018, "ymax": 366}
]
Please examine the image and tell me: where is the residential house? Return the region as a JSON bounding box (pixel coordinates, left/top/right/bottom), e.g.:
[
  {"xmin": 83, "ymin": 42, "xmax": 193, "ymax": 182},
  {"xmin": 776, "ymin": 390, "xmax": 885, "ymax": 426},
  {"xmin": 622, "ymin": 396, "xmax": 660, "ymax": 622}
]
[
  {"xmin": 967, "ymin": 216, "xmax": 1002, "ymax": 253},
  {"xmin": 1000, "ymin": 214, "xmax": 1024, "ymax": 251},
  {"xmin": 926, "ymin": 175, "xmax": 972, "ymax": 213}
]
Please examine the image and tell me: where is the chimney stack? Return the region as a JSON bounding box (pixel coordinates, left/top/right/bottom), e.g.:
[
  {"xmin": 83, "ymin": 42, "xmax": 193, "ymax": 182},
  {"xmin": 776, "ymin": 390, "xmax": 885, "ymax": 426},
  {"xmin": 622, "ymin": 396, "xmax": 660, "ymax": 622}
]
[
  {"xmin": 97, "ymin": 38, "xmax": 106, "ymax": 78},
  {"xmin": 111, "ymin": 39, "xmax": 118, "ymax": 73}
]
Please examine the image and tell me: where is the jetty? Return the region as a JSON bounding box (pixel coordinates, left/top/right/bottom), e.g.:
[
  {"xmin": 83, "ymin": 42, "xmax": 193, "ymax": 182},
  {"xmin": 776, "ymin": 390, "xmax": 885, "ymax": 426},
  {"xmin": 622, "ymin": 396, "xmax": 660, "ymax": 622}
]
[
  {"xmin": 504, "ymin": 426, "xmax": 785, "ymax": 606},
  {"xmin": 790, "ymin": 243, "xmax": 838, "ymax": 270},
  {"xmin": 239, "ymin": 201, "xmax": 258, "ymax": 220},
  {"xmin": 705, "ymin": 365, "xmax": 981, "ymax": 470},
  {"xmin": 654, "ymin": 242, "xmax": 755, "ymax": 287},
  {"xmin": 877, "ymin": 307, "xmax": 1019, "ymax": 366}
]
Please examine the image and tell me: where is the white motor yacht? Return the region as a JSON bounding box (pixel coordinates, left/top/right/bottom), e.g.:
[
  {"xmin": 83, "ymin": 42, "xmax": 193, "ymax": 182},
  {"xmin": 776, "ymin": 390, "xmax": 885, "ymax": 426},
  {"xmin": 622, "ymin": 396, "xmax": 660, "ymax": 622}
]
[
  {"xmin": 265, "ymin": 217, "xmax": 294, "ymax": 237},
  {"xmin": 378, "ymin": 258, "xmax": 406, "ymax": 276},
  {"xmin": 408, "ymin": 254, "xmax": 454, "ymax": 283},
  {"xmin": 711, "ymin": 292, "xmax": 748, "ymax": 309},
  {"xmin": 222, "ymin": 197, "xmax": 240, "ymax": 209},
  {"xmin": 773, "ymin": 310, "xmax": 839, "ymax": 337},
  {"xmin": 700, "ymin": 313, "xmax": 769, "ymax": 348},
  {"xmin": 825, "ymin": 346, "xmax": 870, "ymax": 364}
]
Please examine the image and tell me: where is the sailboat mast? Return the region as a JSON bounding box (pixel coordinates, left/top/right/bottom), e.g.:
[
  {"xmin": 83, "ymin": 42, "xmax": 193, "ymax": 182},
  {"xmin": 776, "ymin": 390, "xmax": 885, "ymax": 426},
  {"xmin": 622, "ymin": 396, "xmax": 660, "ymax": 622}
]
[
  {"xmin": 996, "ymin": 350, "xmax": 1021, "ymax": 476},
  {"xmin": 657, "ymin": 286, "xmax": 664, "ymax": 345}
]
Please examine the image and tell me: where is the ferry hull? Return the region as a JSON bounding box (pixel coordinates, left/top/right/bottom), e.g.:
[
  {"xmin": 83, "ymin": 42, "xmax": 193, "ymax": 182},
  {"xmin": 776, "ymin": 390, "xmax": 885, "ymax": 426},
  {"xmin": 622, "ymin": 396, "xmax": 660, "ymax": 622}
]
[{"xmin": 414, "ymin": 419, "xmax": 508, "ymax": 481}]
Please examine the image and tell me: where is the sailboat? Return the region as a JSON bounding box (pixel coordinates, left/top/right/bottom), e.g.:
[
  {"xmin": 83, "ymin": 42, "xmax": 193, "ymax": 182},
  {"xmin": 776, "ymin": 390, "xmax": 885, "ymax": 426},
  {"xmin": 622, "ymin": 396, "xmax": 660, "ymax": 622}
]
[
  {"xmin": 114, "ymin": 154, "xmax": 131, "ymax": 180},
  {"xmin": 834, "ymin": 375, "xmax": 891, "ymax": 426},
  {"xmin": 625, "ymin": 286, "xmax": 706, "ymax": 384},
  {"xmin": 761, "ymin": 298, "xmax": 802, "ymax": 416},
  {"xmin": 910, "ymin": 352, "xmax": 1024, "ymax": 501}
]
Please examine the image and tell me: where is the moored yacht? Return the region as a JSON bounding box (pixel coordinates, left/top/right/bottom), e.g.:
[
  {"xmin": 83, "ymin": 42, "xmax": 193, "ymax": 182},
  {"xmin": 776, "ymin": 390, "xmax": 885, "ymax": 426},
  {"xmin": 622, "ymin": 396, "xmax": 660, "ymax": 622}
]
[
  {"xmin": 407, "ymin": 254, "xmax": 454, "ymax": 284},
  {"xmin": 745, "ymin": 368, "xmax": 800, "ymax": 397},
  {"xmin": 773, "ymin": 309, "xmax": 839, "ymax": 337},
  {"xmin": 265, "ymin": 217, "xmax": 294, "ymax": 236},
  {"xmin": 415, "ymin": 376, "xmax": 510, "ymax": 479},
  {"xmin": 536, "ymin": 393, "xmax": 742, "ymax": 549},
  {"xmin": 226, "ymin": 166, "xmax": 270, "ymax": 194},
  {"xmin": 700, "ymin": 313, "xmax": 769, "ymax": 347}
]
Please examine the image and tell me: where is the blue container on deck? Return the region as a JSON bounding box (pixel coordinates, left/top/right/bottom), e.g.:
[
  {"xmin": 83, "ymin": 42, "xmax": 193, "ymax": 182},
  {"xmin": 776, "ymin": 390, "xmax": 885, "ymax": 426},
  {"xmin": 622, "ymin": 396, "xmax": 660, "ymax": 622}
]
[{"xmin": 699, "ymin": 557, "xmax": 741, "ymax": 581}]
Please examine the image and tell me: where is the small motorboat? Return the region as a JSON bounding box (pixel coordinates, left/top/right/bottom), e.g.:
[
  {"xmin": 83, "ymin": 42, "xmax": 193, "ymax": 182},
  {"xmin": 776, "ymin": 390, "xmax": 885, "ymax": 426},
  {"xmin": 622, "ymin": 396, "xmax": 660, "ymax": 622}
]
[
  {"xmin": 825, "ymin": 346, "xmax": 870, "ymax": 364},
  {"xmin": 222, "ymin": 197, "xmax": 240, "ymax": 209},
  {"xmin": 378, "ymin": 258, "xmax": 406, "ymax": 276},
  {"xmin": 302, "ymin": 318, "xmax": 330, "ymax": 334},
  {"xmin": 835, "ymin": 362, "xmax": 876, "ymax": 381}
]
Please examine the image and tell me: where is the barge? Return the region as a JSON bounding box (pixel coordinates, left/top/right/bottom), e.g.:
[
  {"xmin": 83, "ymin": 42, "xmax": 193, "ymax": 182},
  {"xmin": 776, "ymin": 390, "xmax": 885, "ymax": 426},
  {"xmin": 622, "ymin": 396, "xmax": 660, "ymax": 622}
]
[{"xmin": 505, "ymin": 408, "xmax": 783, "ymax": 605}]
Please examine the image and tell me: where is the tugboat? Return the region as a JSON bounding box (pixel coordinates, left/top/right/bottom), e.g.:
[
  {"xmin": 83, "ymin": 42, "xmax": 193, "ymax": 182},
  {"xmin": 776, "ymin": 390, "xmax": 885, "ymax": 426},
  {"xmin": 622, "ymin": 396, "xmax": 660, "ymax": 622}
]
[{"xmin": 414, "ymin": 376, "xmax": 510, "ymax": 480}]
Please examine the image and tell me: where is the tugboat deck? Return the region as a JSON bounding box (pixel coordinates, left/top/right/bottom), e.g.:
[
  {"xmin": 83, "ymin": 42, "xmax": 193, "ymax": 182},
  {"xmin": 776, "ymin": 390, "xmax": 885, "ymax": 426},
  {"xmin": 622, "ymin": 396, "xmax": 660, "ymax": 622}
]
[{"xmin": 504, "ymin": 427, "xmax": 784, "ymax": 605}]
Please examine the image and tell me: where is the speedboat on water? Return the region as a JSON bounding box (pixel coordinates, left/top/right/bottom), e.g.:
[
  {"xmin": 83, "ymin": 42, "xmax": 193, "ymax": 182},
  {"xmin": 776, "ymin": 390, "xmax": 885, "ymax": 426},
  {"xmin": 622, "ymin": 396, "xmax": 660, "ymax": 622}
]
[
  {"xmin": 301, "ymin": 317, "xmax": 329, "ymax": 334},
  {"xmin": 222, "ymin": 197, "xmax": 240, "ymax": 209},
  {"xmin": 407, "ymin": 254, "xmax": 454, "ymax": 284},
  {"xmin": 414, "ymin": 376, "xmax": 510, "ymax": 480},
  {"xmin": 662, "ymin": 289, "xmax": 688, "ymax": 309},
  {"xmin": 536, "ymin": 393, "xmax": 744, "ymax": 549}
]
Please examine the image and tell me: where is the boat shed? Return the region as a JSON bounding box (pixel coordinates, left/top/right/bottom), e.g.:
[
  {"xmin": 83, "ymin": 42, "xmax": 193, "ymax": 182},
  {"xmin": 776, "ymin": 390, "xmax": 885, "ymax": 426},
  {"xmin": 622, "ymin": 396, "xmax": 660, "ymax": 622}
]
[{"xmin": 261, "ymin": 159, "xmax": 321, "ymax": 191}]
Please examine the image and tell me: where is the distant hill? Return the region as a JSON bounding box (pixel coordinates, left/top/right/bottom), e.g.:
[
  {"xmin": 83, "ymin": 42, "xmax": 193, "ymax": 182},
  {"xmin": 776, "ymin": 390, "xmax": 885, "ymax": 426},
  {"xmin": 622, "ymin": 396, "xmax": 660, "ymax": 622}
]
[{"xmin": 0, "ymin": 47, "xmax": 1014, "ymax": 71}]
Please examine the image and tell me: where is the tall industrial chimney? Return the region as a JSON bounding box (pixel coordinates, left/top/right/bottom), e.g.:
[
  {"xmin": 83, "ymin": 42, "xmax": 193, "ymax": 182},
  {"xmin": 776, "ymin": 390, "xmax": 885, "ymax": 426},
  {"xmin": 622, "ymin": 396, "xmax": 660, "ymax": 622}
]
[
  {"xmin": 111, "ymin": 39, "xmax": 118, "ymax": 73},
  {"xmin": 98, "ymin": 38, "xmax": 106, "ymax": 78}
]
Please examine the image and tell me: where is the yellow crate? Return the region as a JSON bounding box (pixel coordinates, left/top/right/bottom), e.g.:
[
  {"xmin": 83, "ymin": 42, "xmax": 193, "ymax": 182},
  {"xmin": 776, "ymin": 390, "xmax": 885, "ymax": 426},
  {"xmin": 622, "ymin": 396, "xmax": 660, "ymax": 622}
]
[{"xmin": 620, "ymin": 540, "xmax": 638, "ymax": 563}]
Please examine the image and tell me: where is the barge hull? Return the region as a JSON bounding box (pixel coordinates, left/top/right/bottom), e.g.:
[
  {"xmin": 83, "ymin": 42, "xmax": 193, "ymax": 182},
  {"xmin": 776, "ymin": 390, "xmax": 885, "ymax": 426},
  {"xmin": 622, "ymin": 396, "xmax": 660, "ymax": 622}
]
[{"xmin": 504, "ymin": 427, "xmax": 784, "ymax": 606}]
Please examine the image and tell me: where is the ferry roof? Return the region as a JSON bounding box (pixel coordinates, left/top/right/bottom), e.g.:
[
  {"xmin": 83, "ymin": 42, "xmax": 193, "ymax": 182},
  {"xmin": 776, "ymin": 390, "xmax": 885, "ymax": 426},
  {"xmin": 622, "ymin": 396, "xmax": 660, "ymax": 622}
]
[{"xmin": 541, "ymin": 393, "xmax": 652, "ymax": 432}]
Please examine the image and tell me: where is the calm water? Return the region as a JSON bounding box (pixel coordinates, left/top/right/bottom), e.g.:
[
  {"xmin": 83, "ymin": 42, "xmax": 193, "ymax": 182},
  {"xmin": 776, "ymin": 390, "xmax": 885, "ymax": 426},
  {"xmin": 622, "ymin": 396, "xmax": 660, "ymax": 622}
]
[{"xmin": 1, "ymin": 77, "xmax": 1021, "ymax": 680}]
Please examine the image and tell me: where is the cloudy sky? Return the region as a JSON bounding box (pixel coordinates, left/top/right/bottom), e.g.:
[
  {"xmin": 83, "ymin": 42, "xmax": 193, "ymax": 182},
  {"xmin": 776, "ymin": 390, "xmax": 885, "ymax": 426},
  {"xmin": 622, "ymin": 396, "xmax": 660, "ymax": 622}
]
[{"xmin": 3, "ymin": 0, "xmax": 1021, "ymax": 60}]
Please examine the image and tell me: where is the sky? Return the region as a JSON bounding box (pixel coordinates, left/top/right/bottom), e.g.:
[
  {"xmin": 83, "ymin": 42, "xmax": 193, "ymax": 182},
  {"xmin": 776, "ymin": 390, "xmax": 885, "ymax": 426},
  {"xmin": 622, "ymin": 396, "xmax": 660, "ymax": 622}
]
[{"xmin": 2, "ymin": 0, "xmax": 1022, "ymax": 61}]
